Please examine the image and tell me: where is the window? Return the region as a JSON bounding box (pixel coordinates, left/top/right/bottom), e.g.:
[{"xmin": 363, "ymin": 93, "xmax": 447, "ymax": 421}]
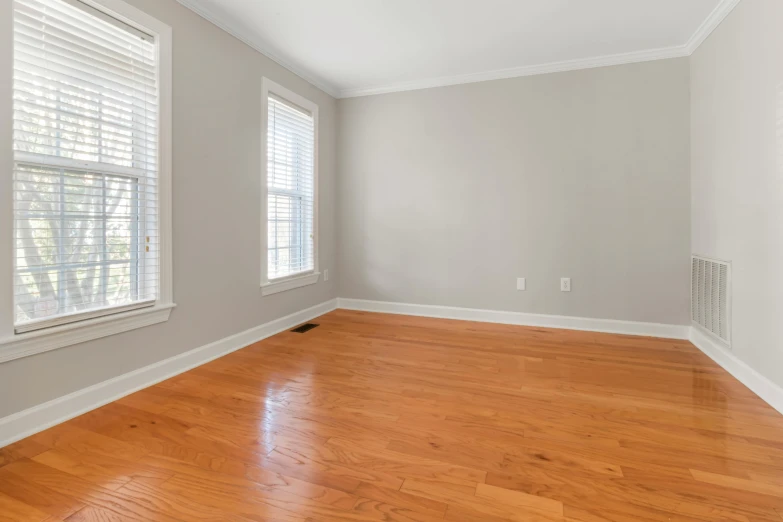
[
  {"xmin": 10, "ymin": 0, "xmax": 172, "ymax": 336},
  {"xmin": 262, "ymin": 79, "xmax": 319, "ymax": 295}
]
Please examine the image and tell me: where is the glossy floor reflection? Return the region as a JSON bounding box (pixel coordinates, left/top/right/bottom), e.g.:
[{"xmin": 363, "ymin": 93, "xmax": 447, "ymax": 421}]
[{"xmin": 1, "ymin": 310, "xmax": 783, "ymax": 521}]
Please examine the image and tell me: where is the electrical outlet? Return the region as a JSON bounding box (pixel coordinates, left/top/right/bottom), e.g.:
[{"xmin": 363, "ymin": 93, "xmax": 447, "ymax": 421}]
[
  {"xmin": 561, "ymin": 278, "xmax": 571, "ymax": 292},
  {"xmin": 516, "ymin": 278, "xmax": 526, "ymax": 291},
  {"xmin": 324, "ymin": 269, "xmax": 329, "ymax": 282}
]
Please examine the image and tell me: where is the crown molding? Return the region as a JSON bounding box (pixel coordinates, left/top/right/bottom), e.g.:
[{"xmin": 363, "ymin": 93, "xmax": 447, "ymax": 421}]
[
  {"xmin": 175, "ymin": 0, "xmax": 340, "ymax": 98},
  {"xmin": 340, "ymin": 0, "xmax": 742, "ymax": 99},
  {"xmin": 337, "ymin": 45, "xmax": 690, "ymax": 98},
  {"xmin": 177, "ymin": 0, "xmax": 740, "ymax": 100},
  {"xmin": 685, "ymin": 0, "xmax": 741, "ymax": 54}
]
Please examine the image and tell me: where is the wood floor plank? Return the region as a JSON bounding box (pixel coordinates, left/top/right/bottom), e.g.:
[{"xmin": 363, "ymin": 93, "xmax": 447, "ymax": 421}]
[
  {"xmin": 265, "ymin": 440, "xmax": 405, "ymax": 490},
  {"xmin": 690, "ymin": 468, "xmax": 783, "ymax": 498},
  {"xmin": 475, "ymin": 482, "xmax": 564, "ymax": 515},
  {"xmin": 562, "ymin": 503, "xmax": 715, "ymax": 522},
  {"xmin": 114, "ymin": 478, "xmax": 266, "ymax": 522},
  {"xmin": 0, "ymin": 466, "xmax": 85, "ymax": 520},
  {"xmin": 401, "ymin": 478, "xmax": 561, "ymax": 522},
  {"xmin": 2, "ymin": 459, "xmax": 185, "ymax": 522},
  {"xmin": 65, "ymin": 506, "xmax": 152, "ymax": 522},
  {"xmin": 0, "ymin": 491, "xmax": 52, "ymax": 522},
  {"xmin": 31, "ymin": 451, "xmax": 135, "ymax": 492},
  {"xmin": 2, "ymin": 310, "xmax": 782, "ymax": 521},
  {"xmin": 0, "ymin": 439, "xmax": 49, "ymax": 470},
  {"xmin": 325, "ymin": 436, "xmax": 487, "ymax": 486},
  {"xmin": 352, "ymin": 482, "xmax": 448, "ymax": 518}
]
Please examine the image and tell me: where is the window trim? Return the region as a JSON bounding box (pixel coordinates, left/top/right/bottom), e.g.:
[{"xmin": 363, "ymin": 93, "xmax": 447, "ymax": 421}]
[
  {"xmin": 0, "ymin": 0, "xmax": 174, "ymax": 362},
  {"xmin": 261, "ymin": 78, "xmax": 319, "ymax": 296}
]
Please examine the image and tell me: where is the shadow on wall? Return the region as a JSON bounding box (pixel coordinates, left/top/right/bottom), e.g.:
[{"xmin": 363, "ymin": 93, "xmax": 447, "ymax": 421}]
[{"xmin": 778, "ymin": 81, "xmax": 783, "ymax": 367}]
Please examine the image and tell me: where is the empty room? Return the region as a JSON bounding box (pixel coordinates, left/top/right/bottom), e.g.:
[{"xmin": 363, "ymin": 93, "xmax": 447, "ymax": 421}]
[{"xmin": 1, "ymin": 0, "xmax": 782, "ymax": 520}]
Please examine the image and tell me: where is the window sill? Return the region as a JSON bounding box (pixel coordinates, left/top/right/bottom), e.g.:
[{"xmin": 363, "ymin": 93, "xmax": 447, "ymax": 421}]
[
  {"xmin": 0, "ymin": 303, "xmax": 176, "ymax": 364},
  {"xmin": 262, "ymin": 272, "xmax": 320, "ymax": 296}
]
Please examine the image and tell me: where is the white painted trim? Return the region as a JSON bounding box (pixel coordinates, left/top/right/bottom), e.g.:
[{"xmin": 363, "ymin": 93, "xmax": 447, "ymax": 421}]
[
  {"xmin": 177, "ymin": 0, "xmax": 740, "ymax": 99},
  {"xmin": 337, "ymin": 46, "xmax": 690, "ymax": 99},
  {"xmin": 689, "ymin": 327, "xmax": 783, "ymax": 416},
  {"xmin": 62, "ymin": 0, "xmax": 154, "ymax": 41},
  {"xmin": 0, "ymin": 304, "xmax": 175, "ymax": 364},
  {"xmin": 154, "ymin": 5, "xmax": 175, "ymax": 310},
  {"xmin": 685, "ymin": 0, "xmax": 741, "ymax": 54},
  {"xmin": 174, "ymin": 0, "xmax": 340, "ymax": 98},
  {"xmin": 0, "ymin": 299, "xmax": 337, "ymax": 449},
  {"xmin": 337, "ymin": 298, "xmax": 690, "ymax": 339},
  {"xmin": 14, "ymin": 300, "xmax": 157, "ymax": 335},
  {"xmin": 261, "ymin": 78, "xmax": 320, "ymax": 291},
  {"xmin": 78, "ymin": 0, "xmax": 169, "ymax": 39},
  {"xmin": 262, "ymin": 273, "xmax": 320, "ymax": 296}
]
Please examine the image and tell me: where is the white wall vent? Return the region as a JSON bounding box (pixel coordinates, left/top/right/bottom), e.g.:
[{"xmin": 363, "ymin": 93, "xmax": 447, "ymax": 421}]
[{"xmin": 691, "ymin": 255, "xmax": 731, "ymax": 346}]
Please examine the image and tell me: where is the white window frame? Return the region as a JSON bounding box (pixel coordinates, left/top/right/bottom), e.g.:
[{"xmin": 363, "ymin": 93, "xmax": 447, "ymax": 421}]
[
  {"xmin": 0, "ymin": 0, "xmax": 174, "ymax": 363},
  {"xmin": 261, "ymin": 78, "xmax": 319, "ymax": 296}
]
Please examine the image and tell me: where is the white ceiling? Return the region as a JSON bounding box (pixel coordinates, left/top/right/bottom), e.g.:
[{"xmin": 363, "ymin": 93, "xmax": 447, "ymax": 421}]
[{"xmin": 177, "ymin": 0, "xmax": 738, "ymax": 98}]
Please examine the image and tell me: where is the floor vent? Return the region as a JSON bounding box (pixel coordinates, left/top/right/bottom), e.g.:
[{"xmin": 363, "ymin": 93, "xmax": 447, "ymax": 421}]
[
  {"xmin": 291, "ymin": 323, "xmax": 319, "ymax": 334},
  {"xmin": 691, "ymin": 255, "xmax": 731, "ymax": 346}
]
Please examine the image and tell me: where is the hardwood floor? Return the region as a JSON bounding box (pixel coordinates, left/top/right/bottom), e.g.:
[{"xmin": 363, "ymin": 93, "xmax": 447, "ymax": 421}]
[{"xmin": 2, "ymin": 309, "xmax": 783, "ymax": 521}]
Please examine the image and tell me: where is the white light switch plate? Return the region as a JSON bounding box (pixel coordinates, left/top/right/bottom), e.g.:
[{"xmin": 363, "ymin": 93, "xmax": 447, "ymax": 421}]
[{"xmin": 517, "ymin": 278, "xmax": 526, "ymax": 291}]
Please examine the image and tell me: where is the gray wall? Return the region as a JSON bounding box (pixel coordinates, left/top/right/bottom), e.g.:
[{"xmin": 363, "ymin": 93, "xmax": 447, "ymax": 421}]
[
  {"xmin": 691, "ymin": 0, "xmax": 783, "ymax": 388},
  {"xmin": 0, "ymin": 0, "xmax": 338, "ymax": 417},
  {"xmin": 337, "ymin": 59, "xmax": 692, "ymax": 325}
]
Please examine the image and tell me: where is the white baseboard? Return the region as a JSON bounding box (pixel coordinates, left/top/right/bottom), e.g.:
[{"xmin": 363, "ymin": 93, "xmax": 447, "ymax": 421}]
[
  {"xmin": 5, "ymin": 296, "xmax": 782, "ymax": 449},
  {"xmin": 337, "ymin": 298, "xmax": 691, "ymax": 340},
  {"xmin": 341, "ymin": 298, "xmax": 783, "ymax": 415},
  {"xmin": 689, "ymin": 327, "xmax": 783, "ymax": 416},
  {"xmin": 0, "ymin": 298, "xmax": 338, "ymax": 448}
]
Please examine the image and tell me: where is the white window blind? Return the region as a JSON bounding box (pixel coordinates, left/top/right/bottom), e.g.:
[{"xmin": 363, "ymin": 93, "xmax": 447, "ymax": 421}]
[
  {"xmin": 267, "ymin": 94, "xmax": 315, "ymax": 281},
  {"xmin": 12, "ymin": 0, "xmax": 160, "ymax": 333}
]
